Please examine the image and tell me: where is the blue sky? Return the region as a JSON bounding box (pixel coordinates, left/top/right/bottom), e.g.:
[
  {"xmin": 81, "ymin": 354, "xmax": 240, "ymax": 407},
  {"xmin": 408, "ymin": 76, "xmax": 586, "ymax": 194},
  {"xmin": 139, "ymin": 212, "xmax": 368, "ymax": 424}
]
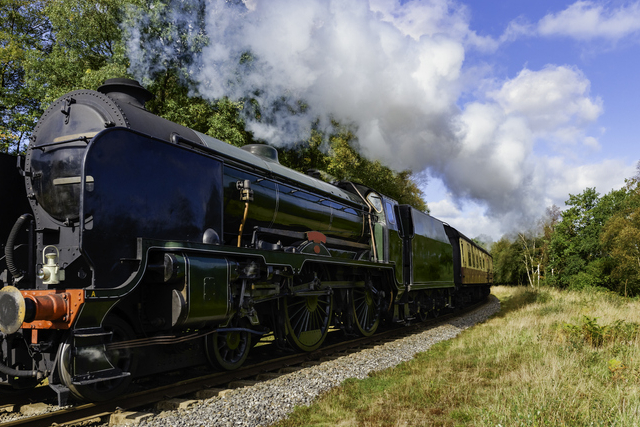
[
  {"xmin": 393, "ymin": 0, "xmax": 640, "ymax": 240},
  {"xmin": 129, "ymin": 0, "xmax": 640, "ymax": 241},
  {"xmin": 467, "ymin": 0, "xmax": 640, "ymax": 161}
]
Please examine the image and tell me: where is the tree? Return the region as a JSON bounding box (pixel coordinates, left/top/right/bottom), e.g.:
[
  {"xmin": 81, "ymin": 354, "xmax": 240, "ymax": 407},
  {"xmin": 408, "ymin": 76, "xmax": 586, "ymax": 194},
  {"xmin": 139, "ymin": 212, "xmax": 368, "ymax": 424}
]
[
  {"xmin": 472, "ymin": 235, "xmax": 492, "ymax": 251},
  {"xmin": 23, "ymin": 0, "xmax": 135, "ymax": 106},
  {"xmin": 279, "ymin": 126, "xmax": 428, "ymax": 211},
  {"xmin": 144, "ymin": 69, "xmax": 252, "ymax": 147},
  {"xmin": 0, "ymin": 0, "xmax": 51, "ymax": 153},
  {"xmin": 491, "ymin": 236, "xmax": 529, "ymax": 285},
  {"xmin": 601, "ymin": 208, "xmax": 640, "ymax": 296},
  {"xmin": 517, "ymin": 227, "xmax": 554, "ymax": 288},
  {"xmin": 600, "ymin": 176, "xmax": 640, "ymax": 296},
  {"xmin": 546, "ymin": 186, "xmax": 629, "ymax": 290}
]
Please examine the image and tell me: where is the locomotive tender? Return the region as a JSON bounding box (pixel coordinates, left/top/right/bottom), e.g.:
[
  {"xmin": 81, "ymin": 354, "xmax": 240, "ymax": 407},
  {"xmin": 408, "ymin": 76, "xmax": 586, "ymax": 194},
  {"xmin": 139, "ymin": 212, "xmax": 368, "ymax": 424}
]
[{"xmin": 0, "ymin": 79, "xmax": 492, "ymax": 404}]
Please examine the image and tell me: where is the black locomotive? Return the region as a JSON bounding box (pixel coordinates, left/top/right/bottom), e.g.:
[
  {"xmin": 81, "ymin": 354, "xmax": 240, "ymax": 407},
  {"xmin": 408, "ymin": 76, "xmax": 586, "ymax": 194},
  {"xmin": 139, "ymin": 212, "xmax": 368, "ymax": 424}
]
[{"xmin": 0, "ymin": 79, "xmax": 492, "ymax": 404}]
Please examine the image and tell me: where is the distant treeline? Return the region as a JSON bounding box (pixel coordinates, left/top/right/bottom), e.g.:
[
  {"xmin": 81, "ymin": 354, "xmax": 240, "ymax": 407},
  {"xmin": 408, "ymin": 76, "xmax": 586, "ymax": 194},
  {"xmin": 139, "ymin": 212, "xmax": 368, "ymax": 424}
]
[{"xmin": 491, "ymin": 167, "xmax": 640, "ymax": 297}]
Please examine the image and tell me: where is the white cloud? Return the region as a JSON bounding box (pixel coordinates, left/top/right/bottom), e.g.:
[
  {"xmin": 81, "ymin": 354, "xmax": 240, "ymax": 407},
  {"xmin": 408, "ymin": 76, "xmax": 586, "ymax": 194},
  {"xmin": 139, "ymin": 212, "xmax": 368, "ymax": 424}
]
[
  {"xmin": 428, "ymin": 196, "xmax": 504, "ymax": 240},
  {"xmin": 544, "ymin": 158, "xmax": 635, "ymax": 201},
  {"xmin": 127, "ymin": 0, "xmax": 633, "ymax": 241},
  {"xmin": 489, "ymin": 65, "xmax": 603, "ymax": 136},
  {"xmin": 428, "ymin": 157, "xmax": 634, "ymax": 240},
  {"xmin": 189, "ymin": 0, "xmax": 468, "ymax": 170},
  {"xmin": 424, "ymin": 64, "xmax": 607, "ymax": 235},
  {"xmin": 369, "ymin": 0, "xmax": 499, "ymax": 51},
  {"xmin": 538, "ymin": 0, "xmax": 640, "ymax": 41},
  {"xmin": 429, "ymin": 197, "xmax": 461, "ymax": 218}
]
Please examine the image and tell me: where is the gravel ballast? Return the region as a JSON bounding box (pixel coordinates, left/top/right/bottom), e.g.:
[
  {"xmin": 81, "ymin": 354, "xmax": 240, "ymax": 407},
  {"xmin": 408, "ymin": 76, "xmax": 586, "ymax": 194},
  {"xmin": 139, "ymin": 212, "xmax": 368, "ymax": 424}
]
[{"xmin": 134, "ymin": 296, "xmax": 501, "ymax": 427}]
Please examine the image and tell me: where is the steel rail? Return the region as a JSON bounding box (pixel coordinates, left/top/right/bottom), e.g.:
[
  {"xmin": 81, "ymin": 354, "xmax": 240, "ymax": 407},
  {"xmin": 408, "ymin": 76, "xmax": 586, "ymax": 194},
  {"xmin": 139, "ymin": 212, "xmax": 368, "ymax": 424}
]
[{"xmin": 0, "ymin": 297, "xmax": 491, "ymax": 427}]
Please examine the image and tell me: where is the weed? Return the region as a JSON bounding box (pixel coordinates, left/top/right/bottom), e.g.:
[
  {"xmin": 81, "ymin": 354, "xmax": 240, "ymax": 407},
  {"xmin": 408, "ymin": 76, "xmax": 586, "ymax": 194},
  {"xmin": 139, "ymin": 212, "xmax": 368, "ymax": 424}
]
[
  {"xmin": 563, "ymin": 315, "xmax": 639, "ymax": 348},
  {"xmin": 276, "ymin": 286, "xmax": 640, "ymax": 427}
]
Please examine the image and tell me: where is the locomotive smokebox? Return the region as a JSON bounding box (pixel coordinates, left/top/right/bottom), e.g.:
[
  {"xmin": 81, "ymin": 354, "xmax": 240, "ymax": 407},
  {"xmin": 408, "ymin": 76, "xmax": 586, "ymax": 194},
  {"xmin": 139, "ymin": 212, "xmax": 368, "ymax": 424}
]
[{"xmin": 97, "ymin": 78, "xmax": 153, "ymax": 109}]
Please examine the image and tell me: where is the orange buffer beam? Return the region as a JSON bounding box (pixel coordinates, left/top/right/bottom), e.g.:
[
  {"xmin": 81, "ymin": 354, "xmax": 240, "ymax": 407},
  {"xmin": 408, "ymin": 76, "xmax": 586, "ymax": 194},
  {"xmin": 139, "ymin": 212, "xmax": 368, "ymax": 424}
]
[{"xmin": 21, "ymin": 289, "xmax": 85, "ymax": 330}]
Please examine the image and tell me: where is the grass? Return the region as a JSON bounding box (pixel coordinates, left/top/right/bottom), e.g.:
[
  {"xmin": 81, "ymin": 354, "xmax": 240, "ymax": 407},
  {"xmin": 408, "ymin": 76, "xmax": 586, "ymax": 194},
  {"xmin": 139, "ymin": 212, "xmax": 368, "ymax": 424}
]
[{"xmin": 273, "ymin": 286, "xmax": 640, "ymax": 426}]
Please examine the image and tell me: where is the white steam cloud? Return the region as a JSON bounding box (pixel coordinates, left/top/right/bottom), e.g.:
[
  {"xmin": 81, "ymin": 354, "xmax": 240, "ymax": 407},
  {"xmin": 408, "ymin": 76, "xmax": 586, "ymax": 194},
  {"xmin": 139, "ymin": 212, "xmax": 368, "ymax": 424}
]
[{"xmin": 126, "ymin": 0, "xmax": 626, "ymax": 238}]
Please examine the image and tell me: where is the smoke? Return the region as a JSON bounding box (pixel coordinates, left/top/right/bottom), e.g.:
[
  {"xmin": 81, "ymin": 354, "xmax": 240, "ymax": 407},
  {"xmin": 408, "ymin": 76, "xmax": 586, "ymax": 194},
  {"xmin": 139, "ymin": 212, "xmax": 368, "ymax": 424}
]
[{"xmin": 125, "ymin": 0, "xmax": 616, "ymax": 237}]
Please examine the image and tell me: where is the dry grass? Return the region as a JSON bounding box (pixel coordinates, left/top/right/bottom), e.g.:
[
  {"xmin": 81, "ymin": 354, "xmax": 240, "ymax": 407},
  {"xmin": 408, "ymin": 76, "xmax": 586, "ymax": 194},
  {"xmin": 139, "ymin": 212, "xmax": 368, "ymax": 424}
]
[{"xmin": 275, "ymin": 286, "xmax": 640, "ymax": 426}]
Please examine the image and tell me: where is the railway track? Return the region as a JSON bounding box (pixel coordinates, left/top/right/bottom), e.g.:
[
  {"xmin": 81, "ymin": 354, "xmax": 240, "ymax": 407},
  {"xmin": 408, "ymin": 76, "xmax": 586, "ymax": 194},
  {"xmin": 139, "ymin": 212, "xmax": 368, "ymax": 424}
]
[{"xmin": 0, "ymin": 297, "xmax": 491, "ymax": 427}]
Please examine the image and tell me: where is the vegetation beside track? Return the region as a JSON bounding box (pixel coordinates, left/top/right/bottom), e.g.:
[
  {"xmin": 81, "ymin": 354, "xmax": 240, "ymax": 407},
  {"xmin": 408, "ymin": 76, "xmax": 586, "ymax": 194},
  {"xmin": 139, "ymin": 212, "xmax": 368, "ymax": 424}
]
[{"xmin": 276, "ymin": 286, "xmax": 640, "ymax": 426}]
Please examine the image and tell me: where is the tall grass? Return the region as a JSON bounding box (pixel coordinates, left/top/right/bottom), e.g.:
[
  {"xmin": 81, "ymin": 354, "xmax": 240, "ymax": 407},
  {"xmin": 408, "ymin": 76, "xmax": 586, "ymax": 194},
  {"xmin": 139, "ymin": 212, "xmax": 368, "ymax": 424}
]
[{"xmin": 275, "ymin": 286, "xmax": 640, "ymax": 426}]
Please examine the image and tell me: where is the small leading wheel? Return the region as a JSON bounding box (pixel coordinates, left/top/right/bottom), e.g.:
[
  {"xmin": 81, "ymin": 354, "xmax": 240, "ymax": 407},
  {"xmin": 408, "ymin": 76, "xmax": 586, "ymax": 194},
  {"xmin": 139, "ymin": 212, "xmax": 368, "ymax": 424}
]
[
  {"xmin": 351, "ymin": 287, "xmax": 380, "ymax": 336},
  {"xmin": 205, "ymin": 320, "xmax": 251, "ymax": 371},
  {"xmin": 283, "ymin": 292, "xmax": 333, "ymax": 352},
  {"xmin": 58, "ymin": 315, "xmax": 138, "ymax": 402}
]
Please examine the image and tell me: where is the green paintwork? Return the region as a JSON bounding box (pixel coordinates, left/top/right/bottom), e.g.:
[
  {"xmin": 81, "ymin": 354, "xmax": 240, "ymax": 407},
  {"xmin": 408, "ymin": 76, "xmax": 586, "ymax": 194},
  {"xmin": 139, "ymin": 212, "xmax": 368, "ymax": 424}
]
[
  {"xmin": 193, "ymin": 129, "xmax": 368, "ymax": 248},
  {"xmin": 222, "ymin": 165, "xmax": 367, "ymax": 248},
  {"xmin": 383, "ymin": 198, "xmax": 404, "ymax": 285},
  {"xmin": 404, "ymin": 207, "xmax": 454, "ymax": 289},
  {"xmin": 185, "ymin": 256, "xmax": 231, "ymax": 324},
  {"xmin": 74, "ymin": 299, "xmax": 121, "ymax": 330}
]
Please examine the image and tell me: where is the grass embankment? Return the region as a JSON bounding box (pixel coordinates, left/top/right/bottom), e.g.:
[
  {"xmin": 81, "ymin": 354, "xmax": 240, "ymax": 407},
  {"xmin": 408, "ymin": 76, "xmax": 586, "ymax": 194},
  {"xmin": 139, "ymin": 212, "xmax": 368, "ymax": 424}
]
[{"xmin": 275, "ymin": 286, "xmax": 640, "ymax": 426}]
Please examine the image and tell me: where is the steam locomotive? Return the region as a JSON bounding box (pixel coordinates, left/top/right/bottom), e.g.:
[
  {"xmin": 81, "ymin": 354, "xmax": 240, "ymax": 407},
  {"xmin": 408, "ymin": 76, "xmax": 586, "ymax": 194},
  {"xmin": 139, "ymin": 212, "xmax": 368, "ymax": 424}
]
[{"xmin": 0, "ymin": 79, "xmax": 492, "ymax": 404}]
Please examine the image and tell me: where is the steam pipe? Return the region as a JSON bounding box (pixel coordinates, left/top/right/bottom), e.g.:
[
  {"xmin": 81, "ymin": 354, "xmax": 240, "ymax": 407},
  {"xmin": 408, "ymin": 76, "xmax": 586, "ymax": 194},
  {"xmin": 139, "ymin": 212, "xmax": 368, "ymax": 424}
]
[
  {"xmin": 4, "ymin": 214, "xmax": 32, "ymax": 281},
  {"xmin": 236, "ymin": 180, "xmax": 253, "ymax": 247},
  {"xmin": 348, "ymin": 183, "xmax": 378, "ymax": 262},
  {"xmin": 237, "ymin": 202, "xmax": 250, "ymax": 247},
  {"xmin": 0, "ymin": 360, "xmax": 45, "ymax": 380},
  {"xmin": 0, "ymin": 335, "xmax": 45, "ymax": 379}
]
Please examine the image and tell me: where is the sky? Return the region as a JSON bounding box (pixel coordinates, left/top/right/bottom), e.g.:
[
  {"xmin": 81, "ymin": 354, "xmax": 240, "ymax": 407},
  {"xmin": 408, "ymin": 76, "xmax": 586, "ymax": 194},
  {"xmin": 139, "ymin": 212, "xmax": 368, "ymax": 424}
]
[
  {"xmin": 423, "ymin": 0, "xmax": 640, "ymax": 241},
  {"xmin": 127, "ymin": 0, "xmax": 640, "ymax": 242}
]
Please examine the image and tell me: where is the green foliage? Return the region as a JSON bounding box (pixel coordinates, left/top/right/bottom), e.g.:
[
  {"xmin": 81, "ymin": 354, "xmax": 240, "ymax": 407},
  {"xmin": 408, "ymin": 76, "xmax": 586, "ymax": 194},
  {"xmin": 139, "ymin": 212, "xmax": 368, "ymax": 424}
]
[
  {"xmin": 2, "ymin": 0, "xmax": 135, "ymax": 152},
  {"xmin": 472, "ymin": 236, "xmax": 490, "ymax": 250},
  {"xmin": 546, "ymin": 186, "xmax": 630, "ymax": 292},
  {"xmin": 0, "ymin": 0, "xmax": 51, "ymax": 153},
  {"xmin": 601, "ymin": 180, "xmax": 640, "ymax": 296},
  {"xmin": 123, "ymin": 0, "xmax": 208, "ymax": 85},
  {"xmin": 491, "ymin": 237, "xmax": 527, "ymax": 285},
  {"xmin": 563, "ymin": 315, "xmax": 639, "ymax": 348},
  {"xmin": 279, "ymin": 127, "xmax": 428, "ymax": 211},
  {"xmin": 145, "ymin": 70, "xmax": 252, "ymax": 147},
  {"xmin": 24, "ymin": 0, "xmax": 134, "ymax": 104}
]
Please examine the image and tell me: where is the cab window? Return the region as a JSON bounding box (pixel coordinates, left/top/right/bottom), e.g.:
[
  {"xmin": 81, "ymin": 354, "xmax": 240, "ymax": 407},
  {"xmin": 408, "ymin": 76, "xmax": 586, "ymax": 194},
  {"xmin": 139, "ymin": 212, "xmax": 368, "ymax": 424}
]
[
  {"xmin": 367, "ymin": 193, "xmax": 383, "ymax": 213},
  {"xmin": 383, "ymin": 201, "xmax": 398, "ymax": 231},
  {"xmin": 385, "ymin": 201, "xmax": 396, "ymax": 224}
]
